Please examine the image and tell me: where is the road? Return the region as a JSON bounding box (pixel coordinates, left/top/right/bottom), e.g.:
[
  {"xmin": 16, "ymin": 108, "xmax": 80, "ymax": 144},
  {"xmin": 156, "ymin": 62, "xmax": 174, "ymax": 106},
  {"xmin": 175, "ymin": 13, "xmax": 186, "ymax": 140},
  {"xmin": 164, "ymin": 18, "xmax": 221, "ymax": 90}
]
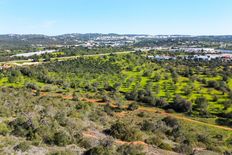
[{"xmin": 0, "ymin": 51, "xmax": 135, "ymax": 67}]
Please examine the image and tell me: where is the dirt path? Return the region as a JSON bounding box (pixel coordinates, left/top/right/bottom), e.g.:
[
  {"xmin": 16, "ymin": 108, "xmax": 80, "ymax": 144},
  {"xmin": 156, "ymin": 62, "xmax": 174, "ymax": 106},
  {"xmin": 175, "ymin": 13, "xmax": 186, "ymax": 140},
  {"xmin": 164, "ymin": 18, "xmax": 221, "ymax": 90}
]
[
  {"xmin": 139, "ymin": 107, "xmax": 232, "ymax": 131},
  {"xmin": 82, "ymin": 130, "xmax": 180, "ymax": 155},
  {"xmin": 37, "ymin": 91, "xmax": 232, "ymax": 132},
  {"xmin": 82, "ymin": 130, "xmax": 148, "ymax": 146}
]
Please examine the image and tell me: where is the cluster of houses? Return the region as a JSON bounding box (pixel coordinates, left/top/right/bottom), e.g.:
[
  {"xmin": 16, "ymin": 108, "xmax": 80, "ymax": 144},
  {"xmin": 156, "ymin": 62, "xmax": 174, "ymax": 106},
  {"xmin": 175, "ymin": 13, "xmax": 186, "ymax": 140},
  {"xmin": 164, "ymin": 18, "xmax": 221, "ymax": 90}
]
[
  {"xmin": 170, "ymin": 48, "xmax": 217, "ymax": 53},
  {"xmin": 188, "ymin": 54, "xmax": 232, "ymax": 61},
  {"xmin": 147, "ymin": 54, "xmax": 232, "ymax": 61},
  {"xmin": 147, "ymin": 55, "xmax": 176, "ymax": 60}
]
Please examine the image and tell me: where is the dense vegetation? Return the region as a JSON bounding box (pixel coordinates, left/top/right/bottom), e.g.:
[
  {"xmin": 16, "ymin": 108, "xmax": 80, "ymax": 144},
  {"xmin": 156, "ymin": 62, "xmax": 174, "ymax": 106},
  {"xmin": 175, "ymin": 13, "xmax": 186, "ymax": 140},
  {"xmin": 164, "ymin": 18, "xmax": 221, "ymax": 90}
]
[{"xmin": 0, "ymin": 52, "xmax": 232, "ymax": 154}]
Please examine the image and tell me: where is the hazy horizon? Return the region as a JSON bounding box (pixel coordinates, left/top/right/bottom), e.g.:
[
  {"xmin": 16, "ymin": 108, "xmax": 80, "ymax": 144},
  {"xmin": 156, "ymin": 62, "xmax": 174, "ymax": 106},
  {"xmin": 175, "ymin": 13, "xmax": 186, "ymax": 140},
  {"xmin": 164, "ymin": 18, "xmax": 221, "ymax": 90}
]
[{"xmin": 1, "ymin": 33, "xmax": 232, "ymax": 37}]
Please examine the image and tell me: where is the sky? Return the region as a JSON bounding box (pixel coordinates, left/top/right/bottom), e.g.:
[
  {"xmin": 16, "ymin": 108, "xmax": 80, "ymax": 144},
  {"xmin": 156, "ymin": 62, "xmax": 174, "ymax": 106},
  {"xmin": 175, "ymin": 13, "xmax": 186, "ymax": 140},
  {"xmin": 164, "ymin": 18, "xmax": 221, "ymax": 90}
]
[{"xmin": 0, "ymin": 0, "xmax": 231, "ymax": 35}]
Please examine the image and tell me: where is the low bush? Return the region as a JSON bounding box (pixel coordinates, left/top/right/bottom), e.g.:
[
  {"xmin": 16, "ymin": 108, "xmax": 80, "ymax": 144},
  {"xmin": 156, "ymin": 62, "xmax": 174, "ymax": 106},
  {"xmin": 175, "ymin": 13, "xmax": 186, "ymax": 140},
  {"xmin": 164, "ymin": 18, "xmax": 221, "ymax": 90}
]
[
  {"xmin": 84, "ymin": 145, "xmax": 113, "ymax": 155},
  {"xmin": 117, "ymin": 144, "xmax": 145, "ymax": 155},
  {"xmin": 145, "ymin": 136, "xmax": 162, "ymax": 146},
  {"xmin": 48, "ymin": 150, "xmax": 76, "ymax": 155},
  {"xmin": 127, "ymin": 102, "xmax": 139, "ymax": 111},
  {"xmin": 107, "ymin": 121, "xmax": 142, "ymax": 142},
  {"xmin": 171, "ymin": 95, "xmax": 192, "ymax": 113},
  {"xmin": 0, "ymin": 122, "xmax": 10, "ymax": 136},
  {"xmin": 9, "ymin": 116, "xmax": 37, "ymax": 138},
  {"xmin": 174, "ymin": 140, "xmax": 193, "ymax": 155},
  {"xmin": 158, "ymin": 142, "xmax": 172, "ymax": 151},
  {"xmin": 25, "ymin": 82, "xmax": 39, "ymax": 90},
  {"xmin": 141, "ymin": 120, "xmax": 155, "ymax": 131},
  {"xmin": 54, "ymin": 130, "xmax": 72, "ymax": 146},
  {"xmin": 14, "ymin": 142, "xmax": 30, "ymax": 152},
  {"xmin": 162, "ymin": 116, "xmax": 179, "ymax": 129}
]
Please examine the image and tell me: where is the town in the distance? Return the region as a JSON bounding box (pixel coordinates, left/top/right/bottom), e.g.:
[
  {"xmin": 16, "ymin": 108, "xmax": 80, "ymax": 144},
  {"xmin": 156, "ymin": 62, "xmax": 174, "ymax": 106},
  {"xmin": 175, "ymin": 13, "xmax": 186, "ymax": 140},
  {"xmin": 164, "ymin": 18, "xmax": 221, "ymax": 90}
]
[{"xmin": 1, "ymin": 34, "xmax": 232, "ymax": 67}]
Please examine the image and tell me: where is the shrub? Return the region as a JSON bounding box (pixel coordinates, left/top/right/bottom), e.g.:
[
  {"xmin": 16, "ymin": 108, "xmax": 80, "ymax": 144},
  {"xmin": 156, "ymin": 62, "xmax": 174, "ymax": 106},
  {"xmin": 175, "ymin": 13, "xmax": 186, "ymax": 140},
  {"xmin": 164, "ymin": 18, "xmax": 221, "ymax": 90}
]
[
  {"xmin": 35, "ymin": 89, "xmax": 40, "ymax": 96},
  {"xmin": 137, "ymin": 112, "xmax": 146, "ymax": 117},
  {"xmin": 101, "ymin": 95, "xmax": 110, "ymax": 102},
  {"xmin": 75, "ymin": 101, "xmax": 90, "ymax": 110},
  {"xmin": 155, "ymin": 98, "xmax": 168, "ymax": 108},
  {"xmin": 216, "ymin": 118, "xmax": 232, "ymax": 127},
  {"xmin": 223, "ymin": 151, "xmax": 232, "ymax": 155},
  {"xmin": 48, "ymin": 150, "xmax": 76, "ymax": 155},
  {"xmin": 145, "ymin": 136, "xmax": 162, "ymax": 146},
  {"xmin": 84, "ymin": 146, "xmax": 112, "ymax": 155},
  {"xmin": 143, "ymin": 70, "xmax": 152, "ymax": 77},
  {"xmin": 212, "ymin": 95, "xmax": 218, "ymax": 102},
  {"xmin": 194, "ymin": 97, "xmax": 208, "ymax": 110},
  {"xmin": 0, "ymin": 105, "xmax": 11, "ymax": 117},
  {"xmin": 162, "ymin": 116, "xmax": 179, "ymax": 129},
  {"xmin": 171, "ymin": 95, "xmax": 192, "ymax": 113},
  {"xmin": 43, "ymin": 86, "xmax": 52, "ymax": 92},
  {"xmin": 197, "ymin": 134, "xmax": 211, "ymax": 145},
  {"xmin": 229, "ymin": 91, "xmax": 232, "ymax": 100},
  {"xmin": 0, "ymin": 122, "xmax": 10, "ymax": 136},
  {"xmin": 9, "ymin": 116, "xmax": 37, "ymax": 138},
  {"xmin": 79, "ymin": 138, "xmax": 93, "ymax": 149},
  {"xmin": 141, "ymin": 120, "xmax": 155, "ymax": 131},
  {"xmin": 158, "ymin": 142, "xmax": 172, "ymax": 151},
  {"xmin": 139, "ymin": 96, "xmax": 156, "ymax": 105},
  {"xmin": 8, "ymin": 70, "xmax": 22, "ymax": 83},
  {"xmin": 25, "ymin": 82, "xmax": 39, "ymax": 90},
  {"xmin": 54, "ymin": 130, "xmax": 71, "ymax": 146},
  {"xmin": 72, "ymin": 92, "xmax": 80, "ymax": 101},
  {"xmin": 117, "ymin": 144, "xmax": 145, "ymax": 155},
  {"xmin": 125, "ymin": 90, "xmax": 138, "ymax": 100},
  {"xmin": 207, "ymin": 80, "xmax": 220, "ymax": 90},
  {"xmin": 174, "ymin": 143, "xmax": 193, "ymax": 154},
  {"xmin": 108, "ymin": 121, "xmax": 142, "ymax": 142},
  {"xmin": 221, "ymin": 100, "xmax": 232, "ymax": 110},
  {"xmin": 14, "ymin": 142, "xmax": 30, "ymax": 152},
  {"xmin": 55, "ymin": 111, "xmax": 68, "ymax": 126},
  {"xmin": 127, "ymin": 102, "xmax": 139, "ymax": 111},
  {"xmin": 104, "ymin": 104, "xmax": 114, "ymax": 115}
]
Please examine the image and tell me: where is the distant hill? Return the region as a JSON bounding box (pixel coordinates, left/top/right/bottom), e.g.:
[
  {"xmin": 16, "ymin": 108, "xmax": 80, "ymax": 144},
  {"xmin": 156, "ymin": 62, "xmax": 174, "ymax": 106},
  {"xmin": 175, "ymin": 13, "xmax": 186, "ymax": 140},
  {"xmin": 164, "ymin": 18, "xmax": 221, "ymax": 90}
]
[
  {"xmin": 0, "ymin": 33, "xmax": 146, "ymax": 49},
  {"xmin": 1, "ymin": 33, "xmax": 232, "ymax": 49}
]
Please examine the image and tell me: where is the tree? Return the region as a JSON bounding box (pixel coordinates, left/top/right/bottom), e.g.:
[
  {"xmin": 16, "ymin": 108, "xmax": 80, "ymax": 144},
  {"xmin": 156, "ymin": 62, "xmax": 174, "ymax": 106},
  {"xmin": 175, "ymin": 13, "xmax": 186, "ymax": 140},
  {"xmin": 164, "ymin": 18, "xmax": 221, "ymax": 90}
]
[
  {"xmin": 153, "ymin": 74, "xmax": 161, "ymax": 82},
  {"xmin": 222, "ymin": 100, "xmax": 232, "ymax": 110},
  {"xmin": 8, "ymin": 70, "xmax": 22, "ymax": 83},
  {"xmin": 207, "ymin": 80, "xmax": 219, "ymax": 89},
  {"xmin": 154, "ymin": 84, "xmax": 160, "ymax": 94},
  {"xmin": 228, "ymin": 91, "xmax": 232, "ymax": 100},
  {"xmin": 194, "ymin": 97, "xmax": 208, "ymax": 115},
  {"xmin": 171, "ymin": 95, "xmax": 192, "ymax": 113},
  {"xmin": 183, "ymin": 86, "xmax": 192, "ymax": 96}
]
